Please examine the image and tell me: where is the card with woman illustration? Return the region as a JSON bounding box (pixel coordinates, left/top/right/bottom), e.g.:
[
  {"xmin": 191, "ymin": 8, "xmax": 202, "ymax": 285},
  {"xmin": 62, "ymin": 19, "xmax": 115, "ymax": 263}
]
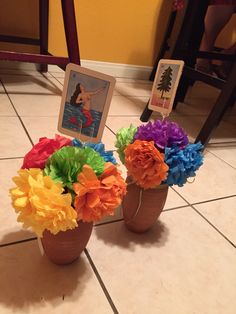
[{"xmin": 58, "ymin": 63, "xmax": 116, "ymax": 142}]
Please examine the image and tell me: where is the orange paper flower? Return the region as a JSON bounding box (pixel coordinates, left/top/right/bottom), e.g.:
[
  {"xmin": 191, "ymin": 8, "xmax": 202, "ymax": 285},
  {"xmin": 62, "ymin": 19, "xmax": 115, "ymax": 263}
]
[
  {"xmin": 73, "ymin": 163, "xmax": 127, "ymax": 222},
  {"xmin": 124, "ymin": 140, "xmax": 169, "ymax": 189}
]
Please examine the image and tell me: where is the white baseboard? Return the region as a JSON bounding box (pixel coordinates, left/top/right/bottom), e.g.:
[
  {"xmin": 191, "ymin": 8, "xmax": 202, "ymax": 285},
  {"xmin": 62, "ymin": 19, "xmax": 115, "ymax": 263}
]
[
  {"xmin": 81, "ymin": 60, "xmax": 152, "ymax": 80},
  {"xmin": 0, "ymin": 59, "xmax": 152, "ymax": 80}
]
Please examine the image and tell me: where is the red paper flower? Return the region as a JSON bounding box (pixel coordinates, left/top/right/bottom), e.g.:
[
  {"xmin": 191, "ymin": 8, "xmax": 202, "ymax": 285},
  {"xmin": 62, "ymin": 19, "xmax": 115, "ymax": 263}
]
[{"xmin": 22, "ymin": 135, "xmax": 72, "ymax": 169}]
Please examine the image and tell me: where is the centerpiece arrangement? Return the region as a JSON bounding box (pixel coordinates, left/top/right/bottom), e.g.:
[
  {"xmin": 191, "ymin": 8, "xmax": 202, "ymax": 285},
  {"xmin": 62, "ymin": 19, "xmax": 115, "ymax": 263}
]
[
  {"xmin": 9, "ymin": 135, "xmax": 126, "ymax": 264},
  {"xmin": 115, "ymin": 119, "xmax": 204, "ymax": 232}
]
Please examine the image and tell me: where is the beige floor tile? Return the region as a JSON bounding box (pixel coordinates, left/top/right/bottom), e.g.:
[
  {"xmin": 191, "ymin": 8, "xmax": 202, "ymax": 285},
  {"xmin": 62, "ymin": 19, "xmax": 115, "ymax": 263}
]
[
  {"xmin": 106, "ymin": 116, "xmax": 144, "ymax": 133},
  {"xmin": 49, "ymin": 71, "xmax": 65, "ymax": 78},
  {"xmin": 0, "ymin": 241, "xmax": 113, "ymax": 314},
  {"xmin": 21, "ymin": 116, "xmax": 116, "ymax": 150},
  {"xmin": 194, "ymin": 197, "xmax": 236, "ymax": 245},
  {"xmin": 115, "ymin": 81, "xmax": 152, "ymax": 97},
  {"xmin": 115, "ymin": 77, "xmax": 152, "ymax": 84},
  {"xmin": 0, "ymin": 92, "xmax": 16, "ymax": 116},
  {"xmin": 21, "ymin": 116, "xmax": 63, "ymax": 144},
  {"xmin": 102, "ymin": 127, "xmax": 116, "ymax": 150},
  {"xmin": 9, "ymin": 94, "xmax": 61, "ymax": 117},
  {"xmin": 88, "ymin": 207, "xmax": 236, "ymax": 314},
  {"xmin": 54, "ymin": 77, "xmax": 64, "ymax": 85},
  {"xmin": 173, "ymin": 151, "xmax": 236, "ymax": 203},
  {"xmin": 0, "ymin": 68, "xmax": 52, "ymax": 77},
  {"xmin": 0, "ymin": 158, "xmax": 34, "ymax": 245},
  {"xmin": 0, "ymin": 117, "xmax": 32, "ymax": 158},
  {"xmin": 108, "ymin": 95, "xmax": 148, "ymax": 116},
  {"xmin": 48, "ymin": 64, "xmax": 65, "ymax": 74},
  {"xmin": 168, "ymin": 114, "xmax": 236, "ymax": 144},
  {"xmin": 0, "ymin": 75, "xmax": 62, "ymax": 95},
  {"xmin": 207, "ymin": 144, "xmax": 236, "ymax": 169}
]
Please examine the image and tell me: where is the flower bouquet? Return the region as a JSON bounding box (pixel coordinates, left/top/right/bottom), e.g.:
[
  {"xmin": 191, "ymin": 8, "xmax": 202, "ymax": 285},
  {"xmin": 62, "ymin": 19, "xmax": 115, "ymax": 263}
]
[
  {"xmin": 115, "ymin": 119, "xmax": 204, "ymax": 232},
  {"xmin": 9, "ymin": 135, "xmax": 126, "ymax": 264}
]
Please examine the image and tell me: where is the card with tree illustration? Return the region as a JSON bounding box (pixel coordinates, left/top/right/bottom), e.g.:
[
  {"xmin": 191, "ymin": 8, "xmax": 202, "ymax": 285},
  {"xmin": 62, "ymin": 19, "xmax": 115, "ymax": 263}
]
[
  {"xmin": 58, "ymin": 63, "xmax": 116, "ymax": 143},
  {"xmin": 148, "ymin": 59, "xmax": 184, "ymax": 115}
]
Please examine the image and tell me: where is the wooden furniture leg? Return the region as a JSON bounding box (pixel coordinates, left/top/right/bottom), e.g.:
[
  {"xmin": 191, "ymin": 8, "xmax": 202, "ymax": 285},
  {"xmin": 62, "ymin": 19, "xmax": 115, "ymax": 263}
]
[
  {"xmin": 195, "ymin": 63, "xmax": 236, "ymax": 145},
  {"xmin": 39, "ymin": 0, "xmax": 49, "ymax": 72},
  {"xmin": 61, "ymin": 0, "xmax": 80, "ymax": 65}
]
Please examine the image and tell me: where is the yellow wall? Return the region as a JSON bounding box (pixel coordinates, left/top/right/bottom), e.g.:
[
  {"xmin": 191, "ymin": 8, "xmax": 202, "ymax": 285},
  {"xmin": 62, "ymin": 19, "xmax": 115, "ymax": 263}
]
[
  {"xmin": 0, "ymin": 0, "xmax": 39, "ymax": 53},
  {"xmin": 216, "ymin": 15, "xmax": 236, "ymax": 48},
  {"xmin": 48, "ymin": 0, "xmax": 172, "ymax": 66},
  {"xmin": 0, "ymin": 0, "xmax": 235, "ymax": 67}
]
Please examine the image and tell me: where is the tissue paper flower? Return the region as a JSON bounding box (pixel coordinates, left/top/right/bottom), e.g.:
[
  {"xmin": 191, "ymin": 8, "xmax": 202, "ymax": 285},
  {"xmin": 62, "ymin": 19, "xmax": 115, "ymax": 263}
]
[
  {"xmin": 72, "ymin": 139, "xmax": 116, "ymax": 164},
  {"xmin": 22, "ymin": 135, "xmax": 71, "ymax": 169},
  {"xmin": 9, "ymin": 169, "xmax": 77, "ymax": 237},
  {"xmin": 10, "ymin": 134, "xmax": 126, "ymax": 237},
  {"xmin": 115, "ymin": 124, "xmax": 137, "ymax": 163},
  {"xmin": 164, "ymin": 142, "xmax": 204, "ymax": 186},
  {"xmin": 115, "ymin": 119, "xmax": 203, "ymax": 189},
  {"xmin": 134, "ymin": 120, "xmax": 188, "ymax": 150},
  {"xmin": 124, "ymin": 140, "xmax": 169, "ymax": 189},
  {"xmin": 44, "ymin": 146, "xmax": 105, "ymax": 190},
  {"xmin": 73, "ymin": 163, "xmax": 127, "ymax": 222}
]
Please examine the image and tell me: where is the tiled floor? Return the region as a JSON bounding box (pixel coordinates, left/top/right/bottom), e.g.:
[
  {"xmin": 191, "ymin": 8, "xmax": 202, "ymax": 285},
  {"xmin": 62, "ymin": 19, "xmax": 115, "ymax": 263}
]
[{"xmin": 0, "ymin": 64, "xmax": 236, "ymax": 314}]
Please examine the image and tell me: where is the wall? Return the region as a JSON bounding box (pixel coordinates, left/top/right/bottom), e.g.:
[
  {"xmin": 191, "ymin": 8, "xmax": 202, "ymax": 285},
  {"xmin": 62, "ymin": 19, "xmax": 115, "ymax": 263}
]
[
  {"xmin": 48, "ymin": 0, "xmax": 172, "ymax": 66},
  {"xmin": 0, "ymin": 0, "xmax": 39, "ymax": 53},
  {"xmin": 0, "ymin": 0, "xmax": 235, "ymax": 67},
  {"xmin": 0, "ymin": 0, "xmax": 172, "ymax": 66}
]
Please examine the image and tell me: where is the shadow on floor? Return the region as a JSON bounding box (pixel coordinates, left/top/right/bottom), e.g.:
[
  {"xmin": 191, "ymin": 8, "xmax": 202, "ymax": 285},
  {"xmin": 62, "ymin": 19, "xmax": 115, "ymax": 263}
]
[{"xmin": 94, "ymin": 219, "xmax": 169, "ymax": 250}]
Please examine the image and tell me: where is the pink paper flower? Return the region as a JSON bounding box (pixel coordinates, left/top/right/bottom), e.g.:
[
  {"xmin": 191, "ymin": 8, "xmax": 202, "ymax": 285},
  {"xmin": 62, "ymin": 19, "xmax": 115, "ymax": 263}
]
[{"xmin": 22, "ymin": 135, "xmax": 72, "ymax": 169}]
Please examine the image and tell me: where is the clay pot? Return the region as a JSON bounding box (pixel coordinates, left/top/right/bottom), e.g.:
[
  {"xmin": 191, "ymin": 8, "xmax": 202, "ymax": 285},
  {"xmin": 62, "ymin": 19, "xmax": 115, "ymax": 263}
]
[
  {"xmin": 122, "ymin": 182, "xmax": 168, "ymax": 233},
  {"xmin": 41, "ymin": 221, "xmax": 93, "ymax": 265}
]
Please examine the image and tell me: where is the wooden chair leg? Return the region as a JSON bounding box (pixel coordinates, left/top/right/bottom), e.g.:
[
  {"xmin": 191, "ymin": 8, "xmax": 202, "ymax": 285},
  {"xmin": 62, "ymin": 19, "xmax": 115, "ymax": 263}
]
[
  {"xmin": 195, "ymin": 62, "xmax": 236, "ymax": 146},
  {"xmin": 39, "ymin": 0, "xmax": 49, "ymax": 72},
  {"xmin": 173, "ymin": 75, "xmax": 189, "ymax": 109},
  {"xmin": 149, "ymin": 10, "xmax": 177, "ymax": 81},
  {"xmin": 140, "ymin": 100, "xmax": 153, "ymax": 122},
  {"xmin": 61, "ymin": 0, "xmax": 80, "ymax": 65}
]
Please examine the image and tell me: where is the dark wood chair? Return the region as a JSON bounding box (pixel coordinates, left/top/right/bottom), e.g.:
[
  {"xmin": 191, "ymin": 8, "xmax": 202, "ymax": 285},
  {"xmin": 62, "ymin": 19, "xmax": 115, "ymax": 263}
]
[
  {"xmin": 0, "ymin": 0, "xmax": 80, "ymax": 72},
  {"xmin": 140, "ymin": 0, "xmax": 236, "ymax": 146}
]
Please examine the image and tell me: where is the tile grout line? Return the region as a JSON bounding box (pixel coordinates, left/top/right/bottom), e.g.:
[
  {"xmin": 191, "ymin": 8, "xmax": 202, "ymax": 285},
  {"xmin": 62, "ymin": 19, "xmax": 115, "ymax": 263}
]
[
  {"xmin": 0, "ymin": 156, "xmax": 24, "ymax": 161},
  {"xmin": 105, "ymin": 125, "xmax": 116, "ymax": 136},
  {"xmin": 191, "ymin": 194, "xmax": 236, "ymax": 206},
  {"xmin": 206, "ymin": 149, "xmax": 236, "ymax": 170},
  {"xmin": 84, "ymin": 248, "xmax": 119, "ymax": 314},
  {"xmin": 172, "ymin": 188, "xmax": 236, "ymax": 249},
  {"xmin": 0, "ymin": 79, "xmax": 34, "ymax": 146},
  {"xmin": 192, "ymin": 205, "xmax": 236, "ymax": 248},
  {"xmin": 95, "ymin": 218, "xmax": 124, "ymax": 227},
  {"xmin": 50, "ymin": 73, "xmax": 64, "ymax": 86},
  {"xmin": 0, "ymin": 237, "xmax": 37, "ymax": 248}
]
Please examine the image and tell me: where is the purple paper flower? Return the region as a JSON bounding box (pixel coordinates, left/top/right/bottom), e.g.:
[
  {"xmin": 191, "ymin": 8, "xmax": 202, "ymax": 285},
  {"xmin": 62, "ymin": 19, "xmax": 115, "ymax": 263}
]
[{"xmin": 134, "ymin": 120, "xmax": 188, "ymax": 150}]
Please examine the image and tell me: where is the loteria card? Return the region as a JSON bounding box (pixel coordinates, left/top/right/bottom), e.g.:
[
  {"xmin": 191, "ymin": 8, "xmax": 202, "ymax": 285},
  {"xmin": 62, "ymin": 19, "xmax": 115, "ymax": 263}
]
[
  {"xmin": 58, "ymin": 63, "xmax": 116, "ymax": 143},
  {"xmin": 148, "ymin": 59, "xmax": 184, "ymax": 115}
]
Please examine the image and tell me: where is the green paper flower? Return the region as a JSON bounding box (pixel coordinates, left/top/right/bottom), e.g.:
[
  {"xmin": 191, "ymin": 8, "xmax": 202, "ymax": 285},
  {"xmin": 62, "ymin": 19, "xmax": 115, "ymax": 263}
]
[
  {"xmin": 44, "ymin": 146, "xmax": 105, "ymax": 190},
  {"xmin": 115, "ymin": 125, "xmax": 137, "ymax": 164}
]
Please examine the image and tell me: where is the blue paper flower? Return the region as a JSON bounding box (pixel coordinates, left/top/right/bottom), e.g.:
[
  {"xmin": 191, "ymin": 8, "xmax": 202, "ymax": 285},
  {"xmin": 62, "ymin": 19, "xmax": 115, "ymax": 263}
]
[
  {"xmin": 164, "ymin": 142, "xmax": 203, "ymax": 187},
  {"xmin": 72, "ymin": 139, "xmax": 117, "ymax": 164}
]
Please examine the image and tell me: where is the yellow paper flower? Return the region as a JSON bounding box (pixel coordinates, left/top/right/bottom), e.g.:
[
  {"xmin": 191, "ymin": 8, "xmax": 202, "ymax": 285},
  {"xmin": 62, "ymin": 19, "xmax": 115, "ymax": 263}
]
[{"xmin": 9, "ymin": 169, "xmax": 78, "ymax": 237}]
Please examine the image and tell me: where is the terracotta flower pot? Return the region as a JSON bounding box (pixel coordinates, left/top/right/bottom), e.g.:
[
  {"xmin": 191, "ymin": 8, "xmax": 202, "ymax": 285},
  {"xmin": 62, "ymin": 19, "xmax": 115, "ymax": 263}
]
[
  {"xmin": 41, "ymin": 221, "xmax": 93, "ymax": 265},
  {"xmin": 122, "ymin": 181, "xmax": 168, "ymax": 233}
]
